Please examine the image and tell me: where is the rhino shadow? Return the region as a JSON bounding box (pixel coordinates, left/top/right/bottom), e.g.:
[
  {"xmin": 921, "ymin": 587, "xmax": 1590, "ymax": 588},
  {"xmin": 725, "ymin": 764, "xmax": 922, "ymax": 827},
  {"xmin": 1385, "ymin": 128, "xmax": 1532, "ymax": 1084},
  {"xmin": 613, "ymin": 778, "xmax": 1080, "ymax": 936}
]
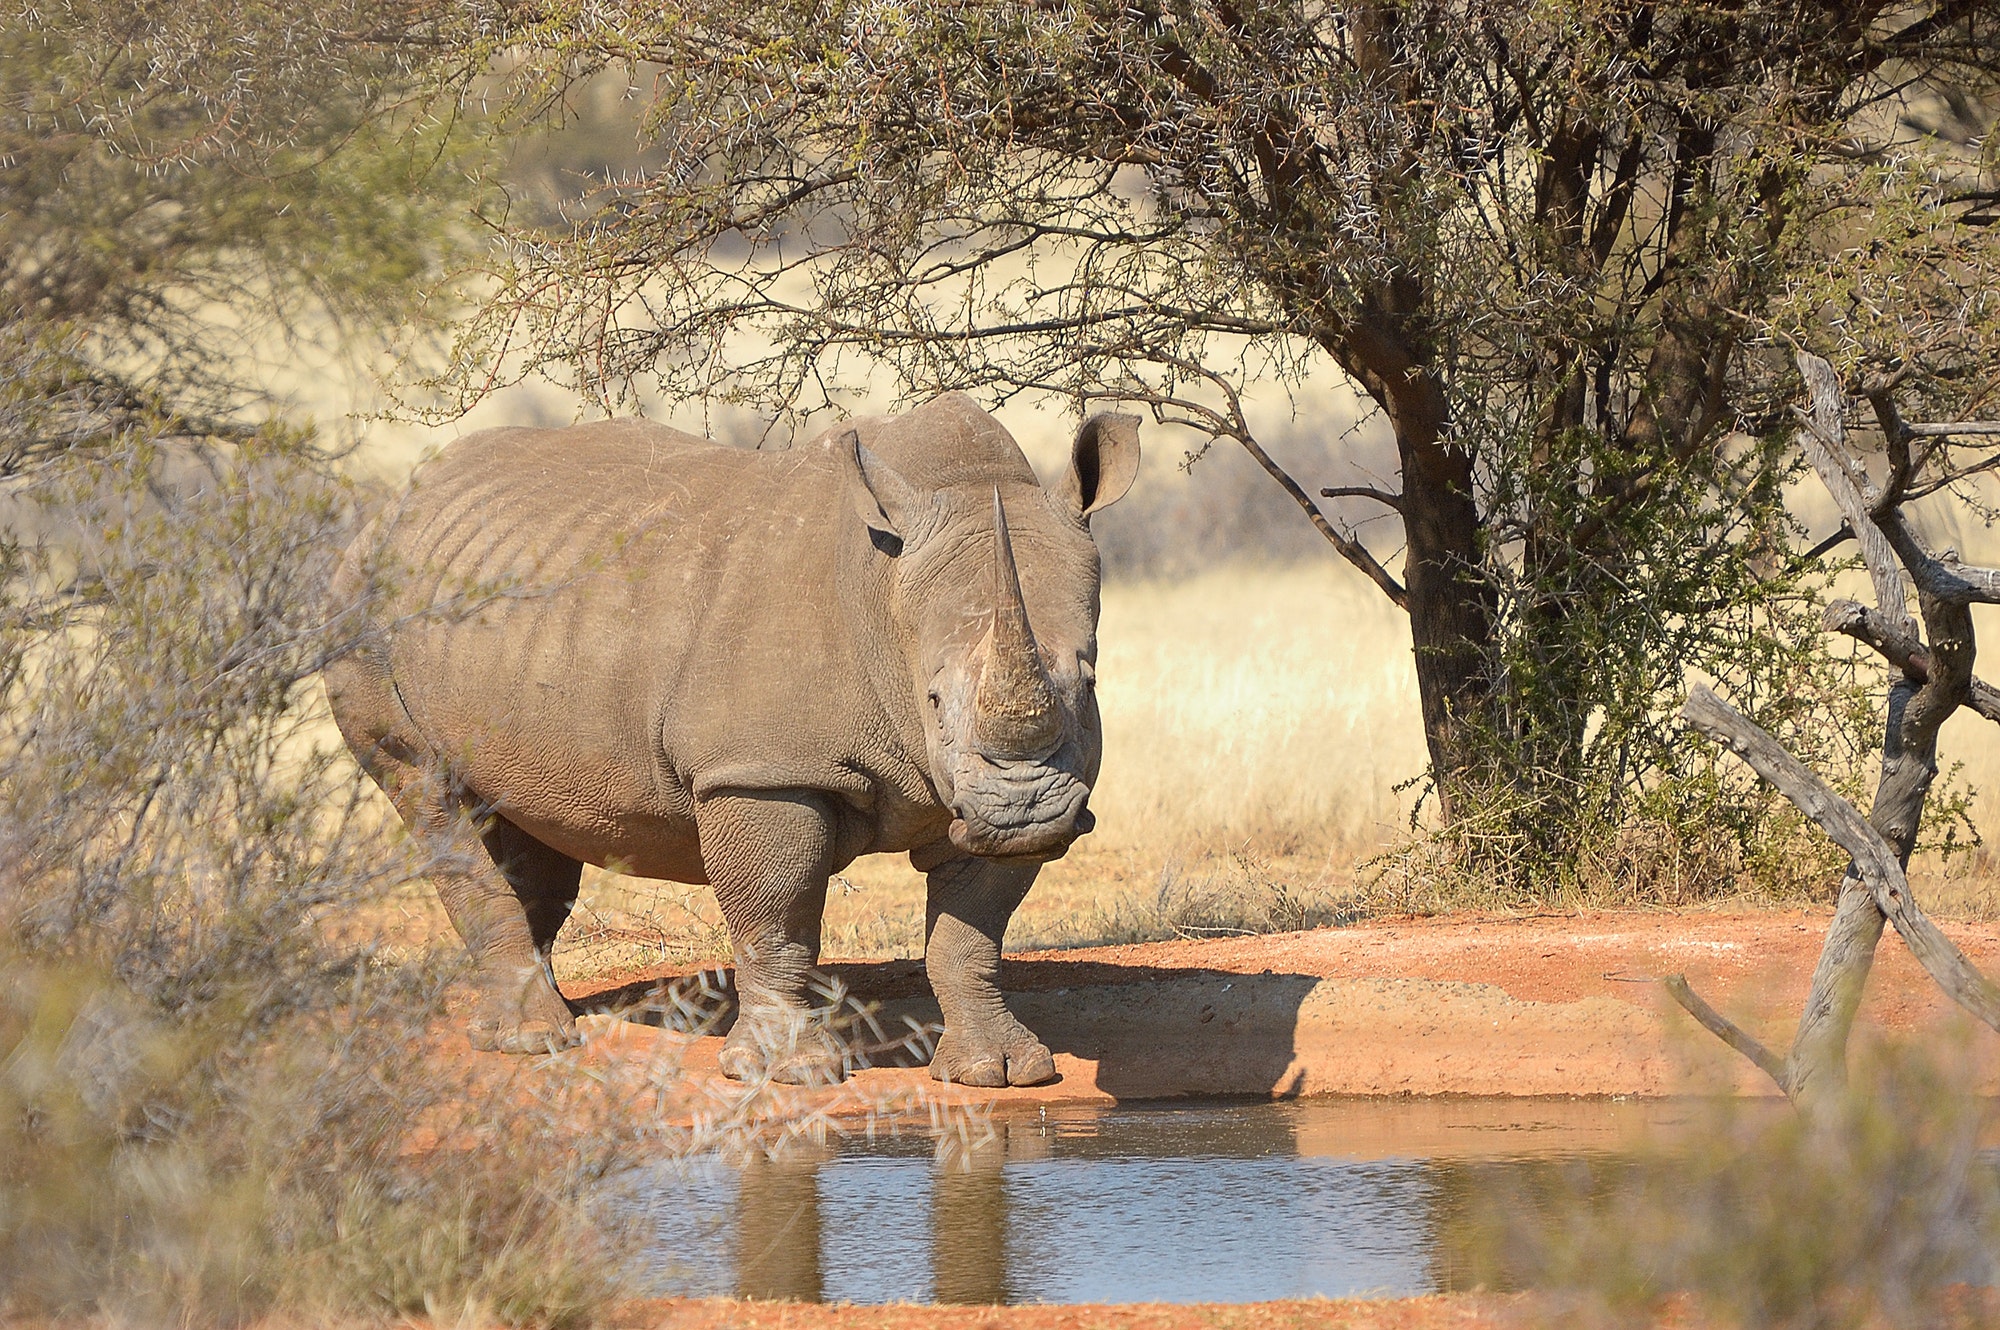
[{"xmin": 581, "ymin": 956, "xmax": 1324, "ymax": 1102}]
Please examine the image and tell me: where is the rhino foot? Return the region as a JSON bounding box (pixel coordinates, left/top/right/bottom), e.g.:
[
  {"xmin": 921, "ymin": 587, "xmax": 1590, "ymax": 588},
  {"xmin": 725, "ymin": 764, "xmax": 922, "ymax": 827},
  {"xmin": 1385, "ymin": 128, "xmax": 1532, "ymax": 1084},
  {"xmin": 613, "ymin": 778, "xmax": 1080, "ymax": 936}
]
[
  {"xmin": 469, "ymin": 1016, "xmax": 581, "ymax": 1054},
  {"xmin": 719, "ymin": 1009, "xmax": 847, "ymax": 1086},
  {"xmin": 466, "ymin": 969, "xmax": 580, "ymax": 1054},
  {"xmin": 929, "ymin": 1025, "xmax": 1057, "ymax": 1088}
]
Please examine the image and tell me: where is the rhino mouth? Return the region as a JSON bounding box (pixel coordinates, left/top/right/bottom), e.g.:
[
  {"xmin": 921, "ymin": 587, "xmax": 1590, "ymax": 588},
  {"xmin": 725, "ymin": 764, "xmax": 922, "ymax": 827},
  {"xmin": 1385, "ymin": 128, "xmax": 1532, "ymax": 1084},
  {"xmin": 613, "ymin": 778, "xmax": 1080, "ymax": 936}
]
[{"xmin": 946, "ymin": 765, "xmax": 1093, "ymax": 860}]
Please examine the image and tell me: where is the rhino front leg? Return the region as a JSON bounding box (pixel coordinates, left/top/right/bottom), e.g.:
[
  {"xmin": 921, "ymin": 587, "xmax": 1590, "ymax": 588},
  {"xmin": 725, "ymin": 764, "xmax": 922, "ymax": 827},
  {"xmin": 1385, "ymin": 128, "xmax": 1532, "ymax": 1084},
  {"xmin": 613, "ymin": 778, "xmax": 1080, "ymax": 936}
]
[
  {"xmin": 923, "ymin": 855, "xmax": 1057, "ymax": 1087},
  {"xmin": 699, "ymin": 790, "xmax": 841, "ymax": 1085}
]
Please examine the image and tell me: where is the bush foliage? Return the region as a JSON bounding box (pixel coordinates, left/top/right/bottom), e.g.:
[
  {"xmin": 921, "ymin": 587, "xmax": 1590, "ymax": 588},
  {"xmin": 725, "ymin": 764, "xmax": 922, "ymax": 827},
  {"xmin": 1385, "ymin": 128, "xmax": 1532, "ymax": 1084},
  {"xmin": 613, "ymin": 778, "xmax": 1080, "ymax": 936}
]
[
  {"xmin": 0, "ymin": 433, "xmax": 641, "ymax": 1323},
  {"xmin": 1454, "ymin": 1041, "xmax": 2000, "ymax": 1329}
]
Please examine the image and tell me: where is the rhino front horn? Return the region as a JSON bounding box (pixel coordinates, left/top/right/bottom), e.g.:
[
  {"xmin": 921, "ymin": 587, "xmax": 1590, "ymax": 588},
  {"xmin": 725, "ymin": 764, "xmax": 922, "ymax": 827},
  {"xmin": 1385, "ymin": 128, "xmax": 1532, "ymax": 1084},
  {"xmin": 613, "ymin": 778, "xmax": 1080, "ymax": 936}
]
[{"xmin": 973, "ymin": 488, "xmax": 1061, "ymax": 758}]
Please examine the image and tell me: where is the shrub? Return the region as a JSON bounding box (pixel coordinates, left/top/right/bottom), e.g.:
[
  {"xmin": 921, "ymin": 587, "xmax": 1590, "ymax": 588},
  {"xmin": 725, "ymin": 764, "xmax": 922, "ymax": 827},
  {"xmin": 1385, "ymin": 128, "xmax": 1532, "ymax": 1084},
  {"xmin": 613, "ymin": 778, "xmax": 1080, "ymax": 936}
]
[
  {"xmin": 1451, "ymin": 1039, "xmax": 2000, "ymax": 1329},
  {"xmin": 0, "ymin": 430, "xmax": 637, "ymax": 1323}
]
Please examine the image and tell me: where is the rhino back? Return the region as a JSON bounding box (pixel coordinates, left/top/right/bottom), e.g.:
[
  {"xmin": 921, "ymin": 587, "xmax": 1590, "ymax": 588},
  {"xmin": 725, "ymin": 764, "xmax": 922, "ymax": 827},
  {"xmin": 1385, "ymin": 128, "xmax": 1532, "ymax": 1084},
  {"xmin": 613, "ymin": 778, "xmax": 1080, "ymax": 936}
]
[{"xmin": 371, "ymin": 420, "xmax": 934, "ymax": 878}]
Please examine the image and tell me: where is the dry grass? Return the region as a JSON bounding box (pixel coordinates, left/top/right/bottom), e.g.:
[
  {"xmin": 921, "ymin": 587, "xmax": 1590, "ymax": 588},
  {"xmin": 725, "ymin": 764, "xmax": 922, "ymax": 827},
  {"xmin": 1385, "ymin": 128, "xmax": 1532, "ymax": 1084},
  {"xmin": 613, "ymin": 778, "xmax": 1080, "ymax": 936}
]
[{"xmin": 1089, "ymin": 562, "xmax": 1429, "ymax": 854}]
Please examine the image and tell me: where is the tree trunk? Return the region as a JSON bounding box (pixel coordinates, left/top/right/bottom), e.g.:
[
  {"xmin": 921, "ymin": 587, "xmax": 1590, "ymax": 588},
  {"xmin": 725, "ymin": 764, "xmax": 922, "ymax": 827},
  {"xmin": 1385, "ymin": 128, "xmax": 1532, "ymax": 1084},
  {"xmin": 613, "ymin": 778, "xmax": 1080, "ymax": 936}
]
[
  {"xmin": 1389, "ymin": 376, "xmax": 1493, "ymax": 820},
  {"xmin": 1319, "ymin": 297, "xmax": 1493, "ymax": 822}
]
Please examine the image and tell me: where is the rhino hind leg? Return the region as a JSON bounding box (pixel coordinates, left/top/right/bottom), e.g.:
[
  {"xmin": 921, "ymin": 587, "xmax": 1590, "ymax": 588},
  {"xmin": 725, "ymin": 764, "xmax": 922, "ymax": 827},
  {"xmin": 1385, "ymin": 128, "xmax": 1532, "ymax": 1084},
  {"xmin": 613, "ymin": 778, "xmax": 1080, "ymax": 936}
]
[
  {"xmin": 372, "ymin": 756, "xmax": 582, "ymax": 1054},
  {"xmin": 923, "ymin": 856, "xmax": 1058, "ymax": 1088},
  {"xmin": 458, "ymin": 814, "xmax": 584, "ymax": 1054},
  {"xmin": 325, "ymin": 655, "xmax": 582, "ymax": 1054},
  {"xmin": 698, "ymin": 790, "xmax": 843, "ymax": 1086}
]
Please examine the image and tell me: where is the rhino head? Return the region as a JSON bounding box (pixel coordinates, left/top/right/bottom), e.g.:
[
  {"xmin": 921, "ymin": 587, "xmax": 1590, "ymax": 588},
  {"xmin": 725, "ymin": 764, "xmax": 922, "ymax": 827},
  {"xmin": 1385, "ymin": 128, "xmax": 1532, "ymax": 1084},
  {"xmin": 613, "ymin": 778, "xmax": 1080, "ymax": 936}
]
[{"xmin": 837, "ymin": 412, "xmax": 1140, "ymax": 861}]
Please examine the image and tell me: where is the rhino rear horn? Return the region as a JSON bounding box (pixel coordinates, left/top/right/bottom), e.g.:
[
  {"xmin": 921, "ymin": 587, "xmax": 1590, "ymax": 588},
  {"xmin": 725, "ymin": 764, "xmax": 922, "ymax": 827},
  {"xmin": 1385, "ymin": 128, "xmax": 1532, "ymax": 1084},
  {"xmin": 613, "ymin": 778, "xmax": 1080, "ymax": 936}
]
[{"xmin": 973, "ymin": 488, "xmax": 1061, "ymax": 757}]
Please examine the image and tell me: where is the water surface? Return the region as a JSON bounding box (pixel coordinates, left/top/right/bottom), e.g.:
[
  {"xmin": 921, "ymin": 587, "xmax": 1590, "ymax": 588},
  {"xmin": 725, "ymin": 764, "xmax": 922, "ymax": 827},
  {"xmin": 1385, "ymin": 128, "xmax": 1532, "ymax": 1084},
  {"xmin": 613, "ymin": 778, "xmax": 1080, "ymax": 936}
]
[{"xmin": 623, "ymin": 1096, "xmax": 1715, "ymax": 1304}]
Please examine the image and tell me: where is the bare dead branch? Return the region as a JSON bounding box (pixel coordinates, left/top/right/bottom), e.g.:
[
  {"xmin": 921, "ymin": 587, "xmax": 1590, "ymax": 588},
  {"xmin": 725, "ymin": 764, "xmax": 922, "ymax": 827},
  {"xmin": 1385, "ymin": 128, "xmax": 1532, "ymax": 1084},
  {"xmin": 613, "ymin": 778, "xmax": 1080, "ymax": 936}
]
[
  {"xmin": 1680, "ymin": 684, "xmax": 2000, "ymax": 1034},
  {"xmin": 1823, "ymin": 598, "xmax": 2000, "ymax": 722},
  {"xmin": 1681, "ymin": 363, "xmax": 1999, "ymax": 1111},
  {"xmin": 1318, "ymin": 485, "xmax": 1405, "ymax": 511},
  {"xmin": 1660, "ymin": 973, "xmax": 1791, "ymax": 1092},
  {"xmin": 1904, "ymin": 421, "xmax": 2000, "ymax": 437},
  {"xmin": 1876, "ymin": 509, "xmax": 2000, "ymax": 605},
  {"xmin": 1794, "ymin": 351, "xmax": 1914, "ymax": 634},
  {"xmin": 1824, "ymin": 598, "xmax": 1925, "ymax": 678}
]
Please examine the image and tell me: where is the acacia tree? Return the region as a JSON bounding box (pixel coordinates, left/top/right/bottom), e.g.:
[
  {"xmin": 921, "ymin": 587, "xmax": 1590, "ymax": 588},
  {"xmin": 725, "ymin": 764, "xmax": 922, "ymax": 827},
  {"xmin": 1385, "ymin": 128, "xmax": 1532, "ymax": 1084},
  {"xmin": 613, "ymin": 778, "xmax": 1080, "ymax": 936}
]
[
  {"xmin": 450, "ymin": 1, "xmax": 2000, "ymax": 852},
  {"xmin": 0, "ymin": 0, "xmax": 482, "ymax": 467}
]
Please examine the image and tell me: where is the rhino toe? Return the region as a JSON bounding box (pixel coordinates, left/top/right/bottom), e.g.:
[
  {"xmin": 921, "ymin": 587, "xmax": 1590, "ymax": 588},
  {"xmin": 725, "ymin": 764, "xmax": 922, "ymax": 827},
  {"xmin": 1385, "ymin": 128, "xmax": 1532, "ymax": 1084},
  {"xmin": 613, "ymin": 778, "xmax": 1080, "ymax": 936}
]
[
  {"xmin": 468, "ymin": 1015, "xmax": 580, "ymax": 1055},
  {"xmin": 929, "ymin": 1030, "xmax": 1057, "ymax": 1088},
  {"xmin": 1006, "ymin": 1041, "xmax": 1058, "ymax": 1086},
  {"xmin": 720, "ymin": 1012, "xmax": 848, "ymax": 1085},
  {"xmin": 468, "ymin": 973, "xmax": 581, "ymax": 1055}
]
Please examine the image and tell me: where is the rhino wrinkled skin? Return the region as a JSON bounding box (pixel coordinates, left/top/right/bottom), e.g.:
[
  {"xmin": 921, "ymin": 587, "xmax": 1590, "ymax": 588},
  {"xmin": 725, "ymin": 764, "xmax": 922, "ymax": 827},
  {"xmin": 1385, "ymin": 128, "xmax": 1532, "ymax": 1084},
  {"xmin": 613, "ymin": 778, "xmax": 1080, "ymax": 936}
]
[{"xmin": 324, "ymin": 395, "xmax": 1139, "ymax": 1086}]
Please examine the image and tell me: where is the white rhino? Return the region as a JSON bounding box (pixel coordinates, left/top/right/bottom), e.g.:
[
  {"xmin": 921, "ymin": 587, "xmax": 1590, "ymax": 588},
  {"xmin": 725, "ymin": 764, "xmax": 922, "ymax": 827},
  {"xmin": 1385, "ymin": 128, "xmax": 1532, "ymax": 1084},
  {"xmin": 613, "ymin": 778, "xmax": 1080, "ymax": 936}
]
[{"xmin": 325, "ymin": 395, "xmax": 1138, "ymax": 1086}]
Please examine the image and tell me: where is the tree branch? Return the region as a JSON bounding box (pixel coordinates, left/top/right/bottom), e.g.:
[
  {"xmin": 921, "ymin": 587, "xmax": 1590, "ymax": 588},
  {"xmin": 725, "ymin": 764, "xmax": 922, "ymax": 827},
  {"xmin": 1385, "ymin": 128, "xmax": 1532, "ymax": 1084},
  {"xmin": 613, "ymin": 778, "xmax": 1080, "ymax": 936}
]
[
  {"xmin": 1803, "ymin": 523, "xmax": 1855, "ymax": 561},
  {"xmin": 1904, "ymin": 421, "xmax": 2000, "ymax": 437},
  {"xmin": 1876, "ymin": 509, "xmax": 2000, "ymax": 605},
  {"xmin": 1680, "ymin": 685, "xmax": 2000, "ymax": 1034},
  {"xmin": 1318, "ymin": 485, "xmax": 1404, "ymax": 511},
  {"xmin": 1241, "ymin": 435, "xmax": 1407, "ymax": 609},
  {"xmin": 1823, "ymin": 598, "xmax": 2000, "ymax": 723},
  {"xmin": 1794, "ymin": 351, "xmax": 1914, "ymax": 634},
  {"xmin": 1127, "ymin": 350, "xmax": 1410, "ymax": 611},
  {"xmin": 1660, "ymin": 973, "xmax": 1791, "ymax": 1092},
  {"xmin": 1904, "ymin": 451, "xmax": 2000, "ymax": 501}
]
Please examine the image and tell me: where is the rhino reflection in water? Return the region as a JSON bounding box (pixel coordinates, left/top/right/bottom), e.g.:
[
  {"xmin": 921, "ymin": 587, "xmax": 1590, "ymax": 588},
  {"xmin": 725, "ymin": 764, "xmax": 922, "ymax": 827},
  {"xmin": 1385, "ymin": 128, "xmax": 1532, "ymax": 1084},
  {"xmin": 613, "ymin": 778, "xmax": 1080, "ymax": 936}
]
[{"xmin": 325, "ymin": 395, "xmax": 1138, "ymax": 1086}]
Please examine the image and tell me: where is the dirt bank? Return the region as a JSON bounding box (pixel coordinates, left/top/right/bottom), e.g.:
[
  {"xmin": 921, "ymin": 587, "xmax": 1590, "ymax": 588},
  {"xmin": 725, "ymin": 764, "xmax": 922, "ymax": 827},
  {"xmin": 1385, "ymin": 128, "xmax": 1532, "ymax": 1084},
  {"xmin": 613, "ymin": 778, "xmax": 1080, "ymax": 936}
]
[
  {"xmin": 569, "ymin": 908, "xmax": 2000, "ymax": 1105},
  {"xmin": 615, "ymin": 1293, "xmax": 1528, "ymax": 1329},
  {"xmin": 612, "ymin": 1289, "xmax": 1975, "ymax": 1329}
]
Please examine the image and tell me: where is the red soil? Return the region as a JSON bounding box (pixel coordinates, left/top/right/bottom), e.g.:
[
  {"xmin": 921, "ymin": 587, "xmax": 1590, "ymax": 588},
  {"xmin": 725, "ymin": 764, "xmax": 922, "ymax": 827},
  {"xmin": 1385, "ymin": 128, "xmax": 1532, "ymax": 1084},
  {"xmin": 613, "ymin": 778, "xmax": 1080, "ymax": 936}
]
[
  {"xmin": 569, "ymin": 907, "xmax": 2000, "ymax": 1106},
  {"xmin": 613, "ymin": 1293, "xmax": 1530, "ymax": 1329}
]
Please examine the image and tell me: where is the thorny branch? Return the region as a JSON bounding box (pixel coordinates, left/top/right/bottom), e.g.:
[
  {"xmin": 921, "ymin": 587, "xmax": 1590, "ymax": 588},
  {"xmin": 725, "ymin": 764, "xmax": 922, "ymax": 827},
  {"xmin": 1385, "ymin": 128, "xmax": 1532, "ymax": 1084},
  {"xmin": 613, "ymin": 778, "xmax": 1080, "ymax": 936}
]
[{"xmin": 1121, "ymin": 354, "xmax": 1410, "ymax": 608}]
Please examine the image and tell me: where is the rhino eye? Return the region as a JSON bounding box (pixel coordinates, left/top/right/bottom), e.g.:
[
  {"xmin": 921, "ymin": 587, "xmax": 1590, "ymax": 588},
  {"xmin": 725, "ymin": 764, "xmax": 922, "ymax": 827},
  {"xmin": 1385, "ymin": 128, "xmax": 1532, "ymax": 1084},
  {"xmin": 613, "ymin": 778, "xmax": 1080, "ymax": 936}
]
[{"xmin": 926, "ymin": 689, "xmax": 941, "ymax": 709}]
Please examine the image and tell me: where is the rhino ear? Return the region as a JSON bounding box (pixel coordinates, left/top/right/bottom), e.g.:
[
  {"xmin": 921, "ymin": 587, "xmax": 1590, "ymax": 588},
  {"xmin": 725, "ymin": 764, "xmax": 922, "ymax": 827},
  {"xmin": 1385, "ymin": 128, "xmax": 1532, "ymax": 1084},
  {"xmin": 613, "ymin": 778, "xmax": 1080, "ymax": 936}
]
[
  {"xmin": 1061, "ymin": 412, "xmax": 1142, "ymax": 519},
  {"xmin": 833, "ymin": 428, "xmax": 929, "ymax": 546}
]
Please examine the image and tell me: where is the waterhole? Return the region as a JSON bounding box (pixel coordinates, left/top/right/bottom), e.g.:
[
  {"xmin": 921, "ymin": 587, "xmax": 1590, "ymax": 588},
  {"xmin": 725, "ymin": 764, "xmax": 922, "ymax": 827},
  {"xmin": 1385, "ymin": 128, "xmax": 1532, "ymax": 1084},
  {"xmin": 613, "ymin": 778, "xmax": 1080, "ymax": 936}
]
[{"xmin": 622, "ymin": 1096, "xmax": 1739, "ymax": 1304}]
